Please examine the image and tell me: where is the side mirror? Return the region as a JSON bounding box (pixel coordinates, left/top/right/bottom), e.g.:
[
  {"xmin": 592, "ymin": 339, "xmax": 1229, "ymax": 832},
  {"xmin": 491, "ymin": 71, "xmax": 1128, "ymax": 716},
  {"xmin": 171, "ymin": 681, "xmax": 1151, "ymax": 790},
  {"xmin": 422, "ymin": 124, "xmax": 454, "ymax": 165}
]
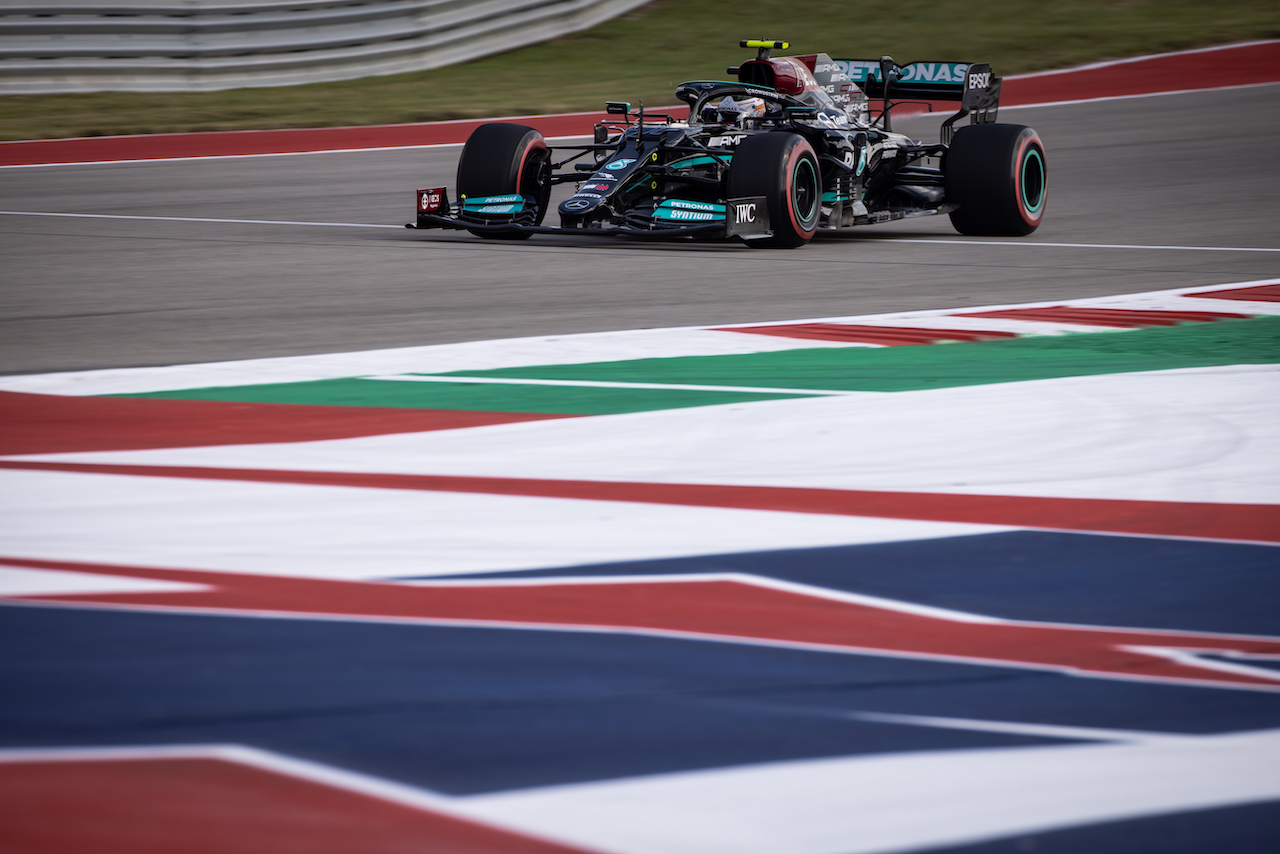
[{"xmin": 594, "ymin": 124, "xmax": 608, "ymax": 144}]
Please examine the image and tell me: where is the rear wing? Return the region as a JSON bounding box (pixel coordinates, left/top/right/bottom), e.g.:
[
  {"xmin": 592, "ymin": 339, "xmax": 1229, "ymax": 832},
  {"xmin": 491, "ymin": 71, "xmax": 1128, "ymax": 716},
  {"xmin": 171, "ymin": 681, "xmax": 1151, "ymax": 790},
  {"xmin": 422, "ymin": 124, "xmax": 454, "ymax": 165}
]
[{"xmin": 833, "ymin": 57, "xmax": 1000, "ymax": 139}]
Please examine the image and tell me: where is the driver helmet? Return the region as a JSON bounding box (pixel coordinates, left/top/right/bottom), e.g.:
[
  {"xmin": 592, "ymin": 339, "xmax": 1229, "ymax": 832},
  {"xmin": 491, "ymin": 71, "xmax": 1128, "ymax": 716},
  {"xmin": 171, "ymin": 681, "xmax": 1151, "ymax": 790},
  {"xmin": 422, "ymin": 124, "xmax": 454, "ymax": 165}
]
[{"xmin": 715, "ymin": 95, "xmax": 766, "ymax": 126}]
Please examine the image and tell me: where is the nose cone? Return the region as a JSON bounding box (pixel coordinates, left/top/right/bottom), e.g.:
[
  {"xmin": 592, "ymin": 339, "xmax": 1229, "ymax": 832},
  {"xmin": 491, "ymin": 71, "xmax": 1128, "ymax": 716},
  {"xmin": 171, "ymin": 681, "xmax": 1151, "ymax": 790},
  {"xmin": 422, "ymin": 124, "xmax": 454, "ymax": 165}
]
[{"xmin": 559, "ymin": 195, "xmax": 604, "ymax": 217}]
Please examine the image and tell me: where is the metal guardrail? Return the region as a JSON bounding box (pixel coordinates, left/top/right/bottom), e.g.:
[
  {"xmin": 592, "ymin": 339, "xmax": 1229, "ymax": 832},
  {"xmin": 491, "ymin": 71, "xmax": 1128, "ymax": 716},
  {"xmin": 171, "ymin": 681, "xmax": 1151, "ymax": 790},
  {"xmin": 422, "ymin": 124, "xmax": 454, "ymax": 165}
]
[{"xmin": 0, "ymin": 0, "xmax": 652, "ymax": 93}]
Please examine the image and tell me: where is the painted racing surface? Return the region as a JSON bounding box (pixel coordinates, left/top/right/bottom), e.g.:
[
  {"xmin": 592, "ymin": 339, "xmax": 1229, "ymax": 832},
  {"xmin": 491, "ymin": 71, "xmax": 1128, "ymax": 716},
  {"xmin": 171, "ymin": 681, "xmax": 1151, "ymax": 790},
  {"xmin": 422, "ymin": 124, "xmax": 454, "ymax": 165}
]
[{"xmin": 3, "ymin": 279, "xmax": 1280, "ymax": 853}]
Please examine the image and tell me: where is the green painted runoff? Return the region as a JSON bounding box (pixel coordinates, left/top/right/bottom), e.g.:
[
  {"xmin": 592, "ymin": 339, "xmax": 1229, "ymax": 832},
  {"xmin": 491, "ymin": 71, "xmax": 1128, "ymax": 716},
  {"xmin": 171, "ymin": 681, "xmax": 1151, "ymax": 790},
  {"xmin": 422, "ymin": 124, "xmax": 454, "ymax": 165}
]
[
  {"xmin": 115, "ymin": 316, "xmax": 1280, "ymax": 410},
  {"xmin": 440, "ymin": 316, "xmax": 1280, "ymax": 393},
  {"xmin": 115, "ymin": 377, "xmax": 813, "ymax": 414}
]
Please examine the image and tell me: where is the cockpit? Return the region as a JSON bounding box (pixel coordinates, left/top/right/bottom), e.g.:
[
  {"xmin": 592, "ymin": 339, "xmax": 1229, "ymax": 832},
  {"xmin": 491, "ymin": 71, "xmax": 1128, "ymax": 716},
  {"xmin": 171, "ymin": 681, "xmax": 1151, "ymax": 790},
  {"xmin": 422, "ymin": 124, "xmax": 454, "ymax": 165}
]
[
  {"xmin": 702, "ymin": 95, "xmax": 767, "ymax": 128},
  {"xmin": 679, "ymin": 48, "xmax": 869, "ymax": 130},
  {"xmin": 736, "ymin": 52, "xmax": 869, "ymax": 126}
]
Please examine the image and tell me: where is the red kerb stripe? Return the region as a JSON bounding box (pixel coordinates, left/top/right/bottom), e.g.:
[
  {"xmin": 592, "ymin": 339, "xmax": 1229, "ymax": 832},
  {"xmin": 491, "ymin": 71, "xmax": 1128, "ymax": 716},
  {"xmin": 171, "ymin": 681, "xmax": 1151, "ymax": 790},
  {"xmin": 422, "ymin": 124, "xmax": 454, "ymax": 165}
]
[
  {"xmin": 6, "ymin": 555, "xmax": 1279, "ymax": 689},
  {"xmin": 2, "ymin": 460, "xmax": 1275, "ymax": 544},
  {"xmin": 0, "ymin": 113, "xmax": 609, "ymax": 167},
  {"xmin": 1184, "ymin": 283, "xmax": 1280, "ymax": 302},
  {"xmin": 0, "ymin": 758, "xmax": 590, "ymax": 854},
  {"xmin": 0, "ymin": 391, "xmax": 575, "ymax": 455},
  {"xmin": 1000, "ymin": 40, "xmax": 1280, "ymax": 105},
  {"xmin": 956, "ymin": 306, "xmax": 1253, "ymax": 327}
]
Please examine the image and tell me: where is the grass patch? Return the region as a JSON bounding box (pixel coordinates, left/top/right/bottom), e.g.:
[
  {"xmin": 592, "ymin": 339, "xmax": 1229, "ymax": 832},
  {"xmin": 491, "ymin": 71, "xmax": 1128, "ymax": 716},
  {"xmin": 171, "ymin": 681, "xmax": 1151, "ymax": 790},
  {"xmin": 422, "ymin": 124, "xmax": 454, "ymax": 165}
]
[{"xmin": 2, "ymin": 0, "xmax": 1277, "ymax": 141}]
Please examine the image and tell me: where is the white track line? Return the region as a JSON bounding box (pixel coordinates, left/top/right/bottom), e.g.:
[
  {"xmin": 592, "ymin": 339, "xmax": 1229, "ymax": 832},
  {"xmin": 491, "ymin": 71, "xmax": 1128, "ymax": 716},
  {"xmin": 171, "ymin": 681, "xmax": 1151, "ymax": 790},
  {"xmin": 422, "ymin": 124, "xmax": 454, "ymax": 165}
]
[
  {"xmin": 0, "ymin": 210, "xmax": 403, "ymax": 229},
  {"xmin": 999, "ymin": 79, "xmax": 1280, "ymax": 111},
  {"xmin": 864, "ymin": 238, "xmax": 1280, "ymax": 253},
  {"xmin": 4, "ymin": 210, "xmax": 1276, "ymax": 252},
  {"xmin": 846, "ymin": 711, "xmax": 1202, "ymax": 744},
  {"xmin": 0, "ymin": 144, "xmax": 465, "ymax": 170}
]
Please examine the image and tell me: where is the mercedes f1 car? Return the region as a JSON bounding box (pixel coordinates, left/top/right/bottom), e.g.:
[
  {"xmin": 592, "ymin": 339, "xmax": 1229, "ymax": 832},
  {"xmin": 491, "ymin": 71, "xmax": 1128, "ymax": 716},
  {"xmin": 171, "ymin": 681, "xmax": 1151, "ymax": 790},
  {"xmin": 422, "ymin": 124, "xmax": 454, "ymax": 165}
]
[{"xmin": 408, "ymin": 40, "xmax": 1046, "ymax": 248}]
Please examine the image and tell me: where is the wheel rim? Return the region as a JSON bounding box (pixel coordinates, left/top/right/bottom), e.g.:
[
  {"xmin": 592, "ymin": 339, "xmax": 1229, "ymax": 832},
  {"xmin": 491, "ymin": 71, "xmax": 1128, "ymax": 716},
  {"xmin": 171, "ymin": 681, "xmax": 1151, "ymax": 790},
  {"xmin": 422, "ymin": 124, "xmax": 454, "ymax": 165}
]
[
  {"xmin": 1021, "ymin": 147, "xmax": 1046, "ymax": 215},
  {"xmin": 792, "ymin": 156, "xmax": 819, "ymax": 226}
]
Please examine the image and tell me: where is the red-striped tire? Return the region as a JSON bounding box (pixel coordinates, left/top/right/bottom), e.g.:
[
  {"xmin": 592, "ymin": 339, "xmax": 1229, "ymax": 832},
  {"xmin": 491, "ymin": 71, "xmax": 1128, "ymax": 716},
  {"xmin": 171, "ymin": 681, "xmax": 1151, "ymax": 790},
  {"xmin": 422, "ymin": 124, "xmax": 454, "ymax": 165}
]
[
  {"xmin": 727, "ymin": 132, "xmax": 821, "ymax": 248},
  {"xmin": 456, "ymin": 123, "xmax": 551, "ymax": 239},
  {"xmin": 945, "ymin": 124, "xmax": 1047, "ymax": 236}
]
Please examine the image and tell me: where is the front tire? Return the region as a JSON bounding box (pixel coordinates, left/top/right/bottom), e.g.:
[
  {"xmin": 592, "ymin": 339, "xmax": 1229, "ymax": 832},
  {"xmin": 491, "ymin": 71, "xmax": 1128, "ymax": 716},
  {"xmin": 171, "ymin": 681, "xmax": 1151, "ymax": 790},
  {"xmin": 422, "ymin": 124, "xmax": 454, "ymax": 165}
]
[
  {"xmin": 456, "ymin": 123, "xmax": 551, "ymax": 239},
  {"xmin": 727, "ymin": 132, "xmax": 821, "ymax": 248},
  {"xmin": 945, "ymin": 124, "xmax": 1047, "ymax": 236}
]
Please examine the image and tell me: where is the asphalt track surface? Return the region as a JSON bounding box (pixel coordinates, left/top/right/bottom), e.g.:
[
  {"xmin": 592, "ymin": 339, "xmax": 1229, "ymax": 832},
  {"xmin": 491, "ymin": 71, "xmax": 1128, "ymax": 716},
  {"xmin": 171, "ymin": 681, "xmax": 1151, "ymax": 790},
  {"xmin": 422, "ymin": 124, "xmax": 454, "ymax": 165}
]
[{"xmin": 2, "ymin": 83, "xmax": 1279, "ymax": 375}]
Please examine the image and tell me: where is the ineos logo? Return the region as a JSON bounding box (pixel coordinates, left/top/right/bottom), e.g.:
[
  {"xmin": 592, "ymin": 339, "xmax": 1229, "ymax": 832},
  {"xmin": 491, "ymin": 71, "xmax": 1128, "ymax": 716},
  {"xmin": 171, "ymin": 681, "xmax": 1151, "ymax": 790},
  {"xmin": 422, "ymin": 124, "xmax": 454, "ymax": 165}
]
[
  {"xmin": 968, "ymin": 72, "xmax": 991, "ymax": 89},
  {"xmin": 735, "ymin": 202, "xmax": 756, "ymax": 223}
]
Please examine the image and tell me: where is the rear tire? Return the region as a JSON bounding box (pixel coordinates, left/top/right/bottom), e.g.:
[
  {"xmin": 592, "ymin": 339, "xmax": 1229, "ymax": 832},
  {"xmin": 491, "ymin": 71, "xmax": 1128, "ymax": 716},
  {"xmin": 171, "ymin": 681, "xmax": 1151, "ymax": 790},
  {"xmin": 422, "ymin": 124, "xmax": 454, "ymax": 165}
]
[
  {"xmin": 456, "ymin": 123, "xmax": 551, "ymax": 239},
  {"xmin": 726, "ymin": 132, "xmax": 821, "ymax": 248},
  {"xmin": 945, "ymin": 124, "xmax": 1047, "ymax": 236}
]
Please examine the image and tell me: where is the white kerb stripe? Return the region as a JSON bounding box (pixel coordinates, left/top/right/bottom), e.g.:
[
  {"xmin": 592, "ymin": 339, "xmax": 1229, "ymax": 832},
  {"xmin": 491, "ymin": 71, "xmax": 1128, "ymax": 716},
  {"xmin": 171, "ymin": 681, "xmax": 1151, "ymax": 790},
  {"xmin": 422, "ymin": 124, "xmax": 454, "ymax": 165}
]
[
  {"xmin": 0, "ymin": 565, "xmax": 208, "ymax": 597},
  {"xmin": 455, "ymin": 727, "xmax": 1280, "ymax": 854}
]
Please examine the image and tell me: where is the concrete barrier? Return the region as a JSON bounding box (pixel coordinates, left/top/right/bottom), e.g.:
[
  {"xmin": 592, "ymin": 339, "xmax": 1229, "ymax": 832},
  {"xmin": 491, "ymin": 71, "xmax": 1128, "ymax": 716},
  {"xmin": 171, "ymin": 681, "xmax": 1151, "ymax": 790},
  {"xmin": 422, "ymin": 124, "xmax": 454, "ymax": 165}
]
[{"xmin": 0, "ymin": 0, "xmax": 652, "ymax": 93}]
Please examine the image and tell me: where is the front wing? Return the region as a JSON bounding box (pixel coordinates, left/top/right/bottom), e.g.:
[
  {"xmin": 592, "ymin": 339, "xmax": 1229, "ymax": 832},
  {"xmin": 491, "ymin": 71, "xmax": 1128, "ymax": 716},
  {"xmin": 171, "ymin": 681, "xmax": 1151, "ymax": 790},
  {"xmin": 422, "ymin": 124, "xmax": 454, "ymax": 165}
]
[{"xmin": 408, "ymin": 189, "xmax": 772, "ymax": 241}]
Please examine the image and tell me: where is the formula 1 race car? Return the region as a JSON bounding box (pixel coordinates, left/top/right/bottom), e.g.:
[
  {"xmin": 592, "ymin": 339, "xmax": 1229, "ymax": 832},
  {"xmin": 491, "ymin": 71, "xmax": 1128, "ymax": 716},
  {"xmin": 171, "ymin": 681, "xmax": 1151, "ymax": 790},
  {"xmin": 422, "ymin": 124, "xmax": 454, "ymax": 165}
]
[{"xmin": 408, "ymin": 40, "xmax": 1046, "ymax": 248}]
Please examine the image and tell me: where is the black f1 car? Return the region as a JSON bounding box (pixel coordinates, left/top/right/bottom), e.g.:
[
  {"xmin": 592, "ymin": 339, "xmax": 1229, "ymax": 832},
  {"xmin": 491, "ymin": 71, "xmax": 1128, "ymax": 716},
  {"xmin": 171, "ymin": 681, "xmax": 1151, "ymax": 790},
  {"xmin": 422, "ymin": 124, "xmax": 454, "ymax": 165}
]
[{"xmin": 409, "ymin": 40, "xmax": 1046, "ymax": 248}]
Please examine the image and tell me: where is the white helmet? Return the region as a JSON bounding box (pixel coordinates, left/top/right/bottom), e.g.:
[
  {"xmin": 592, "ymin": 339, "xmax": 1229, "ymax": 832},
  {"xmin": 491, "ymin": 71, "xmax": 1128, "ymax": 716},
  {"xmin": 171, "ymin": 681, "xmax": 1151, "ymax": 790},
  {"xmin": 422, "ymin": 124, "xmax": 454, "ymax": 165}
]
[{"xmin": 716, "ymin": 95, "xmax": 766, "ymax": 125}]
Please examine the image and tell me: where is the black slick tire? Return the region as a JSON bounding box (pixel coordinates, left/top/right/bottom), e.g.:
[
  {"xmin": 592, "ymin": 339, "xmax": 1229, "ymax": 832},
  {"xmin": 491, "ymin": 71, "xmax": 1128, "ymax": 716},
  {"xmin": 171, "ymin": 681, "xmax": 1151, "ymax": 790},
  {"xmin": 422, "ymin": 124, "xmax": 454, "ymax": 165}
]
[
  {"xmin": 456, "ymin": 123, "xmax": 551, "ymax": 239},
  {"xmin": 945, "ymin": 123, "xmax": 1047, "ymax": 236},
  {"xmin": 726, "ymin": 132, "xmax": 821, "ymax": 248}
]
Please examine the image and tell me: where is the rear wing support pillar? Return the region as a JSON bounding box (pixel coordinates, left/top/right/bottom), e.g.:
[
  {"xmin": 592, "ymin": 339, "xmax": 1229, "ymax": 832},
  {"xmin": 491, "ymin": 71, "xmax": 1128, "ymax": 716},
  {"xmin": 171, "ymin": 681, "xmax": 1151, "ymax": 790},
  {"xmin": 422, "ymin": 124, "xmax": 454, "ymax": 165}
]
[{"xmin": 878, "ymin": 56, "xmax": 901, "ymax": 132}]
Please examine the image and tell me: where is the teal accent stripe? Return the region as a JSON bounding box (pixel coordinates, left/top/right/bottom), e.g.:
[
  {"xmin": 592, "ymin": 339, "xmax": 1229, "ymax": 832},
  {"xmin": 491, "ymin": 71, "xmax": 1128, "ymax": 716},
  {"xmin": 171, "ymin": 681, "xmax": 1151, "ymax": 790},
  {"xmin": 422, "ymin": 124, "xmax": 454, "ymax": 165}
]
[{"xmin": 1022, "ymin": 149, "xmax": 1046, "ymax": 214}]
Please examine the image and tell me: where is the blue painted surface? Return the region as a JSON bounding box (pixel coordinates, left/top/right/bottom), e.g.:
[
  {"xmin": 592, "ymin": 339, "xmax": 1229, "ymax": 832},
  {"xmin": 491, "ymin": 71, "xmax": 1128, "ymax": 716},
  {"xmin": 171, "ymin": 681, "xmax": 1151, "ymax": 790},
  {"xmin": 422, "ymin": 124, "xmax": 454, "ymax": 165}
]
[
  {"xmin": 411, "ymin": 531, "xmax": 1280, "ymax": 636},
  {"xmin": 5, "ymin": 530, "xmax": 1280, "ymax": 849},
  {"xmin": 4, "ymin": 598, "xmax": 1280, "ymax": 794},
  {"xmin": 2, "ymin": 603, "xmax": 1080, "ymax": 794}
]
